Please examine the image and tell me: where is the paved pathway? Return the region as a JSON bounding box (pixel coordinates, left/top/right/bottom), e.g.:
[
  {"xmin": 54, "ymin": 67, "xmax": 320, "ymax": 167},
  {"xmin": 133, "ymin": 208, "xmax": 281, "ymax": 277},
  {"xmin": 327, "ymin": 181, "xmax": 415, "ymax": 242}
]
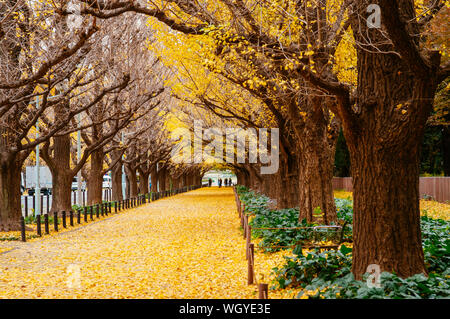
[{"xmin": 0, "ymin": 188, "xmax": 259, "ymax": 298}]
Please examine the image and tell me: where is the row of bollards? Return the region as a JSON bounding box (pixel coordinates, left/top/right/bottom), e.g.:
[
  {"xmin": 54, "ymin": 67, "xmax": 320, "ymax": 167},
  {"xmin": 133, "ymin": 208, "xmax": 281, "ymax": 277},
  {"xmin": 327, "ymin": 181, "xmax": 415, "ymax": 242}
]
[
  {"xmin": 22, "ymin": 189, "xmax": 122, "ymax": 218},
  {"xmin": 23, "ymin": 194, "xmax": 51, "ymax": 217},
  {"xmin": 233, "ymin": 186, "xmax": 269, "ymax": 299},
  {"xmin": 20, "ymin": 185, "xmax": 205, "ymax": 242}
]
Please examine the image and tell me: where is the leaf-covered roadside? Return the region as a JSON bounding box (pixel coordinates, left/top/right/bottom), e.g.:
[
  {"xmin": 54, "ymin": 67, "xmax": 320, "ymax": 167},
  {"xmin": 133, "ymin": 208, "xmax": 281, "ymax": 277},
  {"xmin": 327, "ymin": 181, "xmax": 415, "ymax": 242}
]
[
  {"xmin": 237, "ymin": 186, "xmax": 353, "ymax": 251},
  {"xmin": 236, "ymin": 186, "xmax": 450, "ymax": 299}
]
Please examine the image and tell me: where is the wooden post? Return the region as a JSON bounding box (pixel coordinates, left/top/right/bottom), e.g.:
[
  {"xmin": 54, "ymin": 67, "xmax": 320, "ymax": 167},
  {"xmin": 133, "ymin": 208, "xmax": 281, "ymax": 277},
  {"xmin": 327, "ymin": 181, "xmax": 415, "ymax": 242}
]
[
  {"xmin": 53, "ymin": 211, "xmax": 58, "ymax": 232},
  {"xmin": 44, "ymin": 214, "xmax": 49, "ymax": 234},
  {"xmin": 62, "ymin": 211, "xmax": 66, "ymax": 228},
  {"xmin": 69, "ymin": 211, "xmax": 74, "ymax": 227},
  {"xmin": 96, "ymin": 204, "xmax": 100, "ymax": 218},
  {"xmin": 246, "ymin": 225, "xmax": 251, "ymax": 260},
  {"xmin": 84, "ymin": 207, "xmax": 88, "ymax": 222},
  {"xmin": 243, "ymin": 214, "xmax": 247, "ymax": 239},
  {"xmin": 24, "ymin": 196, "xmax": 28, "ymax": 218},
  {"xmin": 238, "ymin": 199, "xmax": 241, "ymax": 216},
  {"xmin": 20, "ymin": 216, "xmax": 26, "ymax": 242},
  {"xmin": 77, "ymin": 210, "xmax": 81, "ymax": 224},
  {"xmin": 238, "ymin": 202, "xmax": 242, "ymax": 218},
  {"xmin": 36, "ymin": 214, "xmax": 41, "ymax": 237},
  {"xmin": 258, "ymin": 283, "xmax": 268, "ymax": 299},
  {"xmin": 248, "ymin": 243, "xmax": 254, "ymax": 285},
  {"xmin": 46, "ymin": 195, "xmax": 50, "ymax": 214}
]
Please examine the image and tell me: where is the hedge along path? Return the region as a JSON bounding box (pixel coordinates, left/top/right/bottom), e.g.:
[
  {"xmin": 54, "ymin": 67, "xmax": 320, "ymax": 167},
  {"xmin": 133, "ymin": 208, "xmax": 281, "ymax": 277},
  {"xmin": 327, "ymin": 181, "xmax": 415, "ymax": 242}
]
[{"xmin": 0, "ymin": 187, "xmax": 296, "ymax": 298}]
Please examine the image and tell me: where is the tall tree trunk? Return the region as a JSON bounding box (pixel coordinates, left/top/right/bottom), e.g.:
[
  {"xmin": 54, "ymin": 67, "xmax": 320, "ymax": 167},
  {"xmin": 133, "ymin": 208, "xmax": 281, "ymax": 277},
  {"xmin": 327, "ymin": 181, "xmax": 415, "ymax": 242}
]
[
  {"xmin": 0, "ymin": 153, "xmax": 24, "ymax": 231},
  {"xmin": 0, "ymin": 1, "xmax": 26, "ymax": 231},
  {"xmin": 111, "ymin": 161, "xmax": 123, "ymax": 201},
  {"xmin": 125, "ymin": 176, "xmax": 130, "ymax": 198},
  {"xmin": 138, "ymin": 168, "xmax": 150, "ymax": 194},
  {"xmin": 248, "ymin": 166, "xmax": 261, "ymax": 191},
  {"xmin": 125, "ymin": 165, "xmax": 138, "ymax": 197},
  {"xmin": 287, "ymin": 96, "xmax": 337, "ymax": 224},
  {"xmin": 349, "ymin": 131, "xmax": 427, "ymax": 279},
  {"xmin": 242, "ymin": 169, "xmax": 250, "ymax": 187},
  {"xmin": 87, "ymin": 149, "xmax": 103, "ymax": 205},
  {"xmin": 151, "ymin": 166, "xmax": 158, "ymax": 192},
  {"xmin": 159, "ymin": 167, "xmax": 167, "ymax": 191},
  {"xmin": 346, "ymin": 2, "xmax": 439, "ymax": 278},
  {"xmin": 44, "ymin": 133, "xmax": 74, "ymax": 214},
  {"xmin": 297, "ymin": 134, "xmax": 336, "ymax": 224},
  {"xmin": 186, "ymin": 174, "xmax": 193, "ymax": 186},
  {"xmin": 279, "ymin": 152, "xmax": 300, "ymax": 209},
  {"xmin": 167, "ymin": 174, "xmax": 172, "ymax": 191},
  {"xmin": 50, "ymin": 170, "xmax": 73, "ymax": 213},
  {"xmin": 172, "ymin": 176, "xmax": 180, "ymax": 189}
]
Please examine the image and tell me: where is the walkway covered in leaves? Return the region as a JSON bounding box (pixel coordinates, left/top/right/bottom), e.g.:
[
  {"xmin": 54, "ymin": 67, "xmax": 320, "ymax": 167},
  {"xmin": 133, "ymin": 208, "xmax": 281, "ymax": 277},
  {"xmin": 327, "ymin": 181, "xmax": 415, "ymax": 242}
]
[{"xmin": 0, "ymin": 188, "xmax": 265, "ymax": 298}]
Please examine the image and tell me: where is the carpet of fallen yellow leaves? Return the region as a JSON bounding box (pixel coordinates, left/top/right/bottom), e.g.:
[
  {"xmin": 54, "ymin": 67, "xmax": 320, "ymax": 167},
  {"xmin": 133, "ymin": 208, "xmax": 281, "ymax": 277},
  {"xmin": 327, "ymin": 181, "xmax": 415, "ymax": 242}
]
[
  {"xmin": 0, "ymin": 187, "xmax": 298, "ymax": 299},
  {"xmin": 334, "ymin": 190, "xmax": 450, "ymax": 220},
  {"xmin": 1, "ymin": 189, "xmax": 447, "ymax": 299}
]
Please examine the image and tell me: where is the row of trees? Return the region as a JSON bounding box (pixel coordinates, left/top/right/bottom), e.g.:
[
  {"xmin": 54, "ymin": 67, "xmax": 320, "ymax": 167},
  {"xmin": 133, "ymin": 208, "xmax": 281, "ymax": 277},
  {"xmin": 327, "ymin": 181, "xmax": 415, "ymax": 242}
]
[
  {"xmin": 71, "ymin": 0, "xmax": 450, "ymax": 279},
  {"xmin": 1, "ymin": 0, "xmax": 448, "ymax": 281},
  {"xmin": 0, "ymin": 2, "xmax": 204, "ymax": 231}
]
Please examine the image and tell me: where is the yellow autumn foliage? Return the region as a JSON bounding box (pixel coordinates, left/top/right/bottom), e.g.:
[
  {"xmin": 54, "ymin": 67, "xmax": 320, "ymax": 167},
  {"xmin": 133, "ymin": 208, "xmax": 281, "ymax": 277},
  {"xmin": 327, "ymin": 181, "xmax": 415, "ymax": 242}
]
[{"xmin": 334, "ymin": 190, "xmax": 450, "ymax": 220}]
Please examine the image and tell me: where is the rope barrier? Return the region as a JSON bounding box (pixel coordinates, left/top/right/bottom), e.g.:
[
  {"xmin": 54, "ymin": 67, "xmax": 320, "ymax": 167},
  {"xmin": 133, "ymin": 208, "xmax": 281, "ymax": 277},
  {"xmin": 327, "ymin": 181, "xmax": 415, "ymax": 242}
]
[{"xmin": 234, "ymin": 187, "xmax": 349, "ymax": 299}]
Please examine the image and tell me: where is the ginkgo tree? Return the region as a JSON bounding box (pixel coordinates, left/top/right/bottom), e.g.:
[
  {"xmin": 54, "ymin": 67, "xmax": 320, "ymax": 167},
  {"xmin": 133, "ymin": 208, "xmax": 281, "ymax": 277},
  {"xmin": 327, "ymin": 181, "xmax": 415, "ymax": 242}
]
[
  {"xmin": 0, "ymin": 0, "xmax": 104, "ymax": 230},
  {"xmin": 74, "ymin": 0, "xmax": 450, "ymax": 280}
]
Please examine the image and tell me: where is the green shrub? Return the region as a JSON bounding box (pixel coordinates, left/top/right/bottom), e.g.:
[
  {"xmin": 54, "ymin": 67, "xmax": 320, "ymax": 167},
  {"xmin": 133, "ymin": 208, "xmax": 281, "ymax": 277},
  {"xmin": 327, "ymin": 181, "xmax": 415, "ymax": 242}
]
[
  {"xmin": 421, "ymin": 216, "xmax": 450, "ymax": 274},
  {"xmin": 237, "ymin": 185, "xmax": 450, "ymax": 298},
  {"xmin": 303, "ymin": 271, "xmax": 450, "ymax": 299},
  {"xmin": 237, "ymin": 186, "xmax": 352, "ymax": 251},
  {"xmin": 273, "ymin": 245, "xmax": 353, "ymax": 289}
]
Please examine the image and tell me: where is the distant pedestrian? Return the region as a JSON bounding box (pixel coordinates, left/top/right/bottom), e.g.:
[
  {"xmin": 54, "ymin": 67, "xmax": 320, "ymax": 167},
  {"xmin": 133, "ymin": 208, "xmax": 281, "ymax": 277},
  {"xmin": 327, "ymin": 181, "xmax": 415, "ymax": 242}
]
[
  {"xmin": 218, "ymin": 178, "xmax": 222, "ymax": 188},
  {"xmin": 224, "ymin": 178, "xmax": 228, "ymax": 187},
  {"xmin": 208, "ymin": 178, "xmax": 212, "ymax": 187}
]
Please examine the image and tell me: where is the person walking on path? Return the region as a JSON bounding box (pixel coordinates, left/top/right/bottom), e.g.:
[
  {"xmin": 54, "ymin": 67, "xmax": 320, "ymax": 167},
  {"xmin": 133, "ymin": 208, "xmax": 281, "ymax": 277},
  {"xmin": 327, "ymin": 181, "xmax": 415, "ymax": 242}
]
[
  {"xmin": 208, "ymin": 178, "xmax": 212, "ymax": 187},
  {"xmin": 218, "ymin": 178, "xmax": 222, "ymax": 188}
]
